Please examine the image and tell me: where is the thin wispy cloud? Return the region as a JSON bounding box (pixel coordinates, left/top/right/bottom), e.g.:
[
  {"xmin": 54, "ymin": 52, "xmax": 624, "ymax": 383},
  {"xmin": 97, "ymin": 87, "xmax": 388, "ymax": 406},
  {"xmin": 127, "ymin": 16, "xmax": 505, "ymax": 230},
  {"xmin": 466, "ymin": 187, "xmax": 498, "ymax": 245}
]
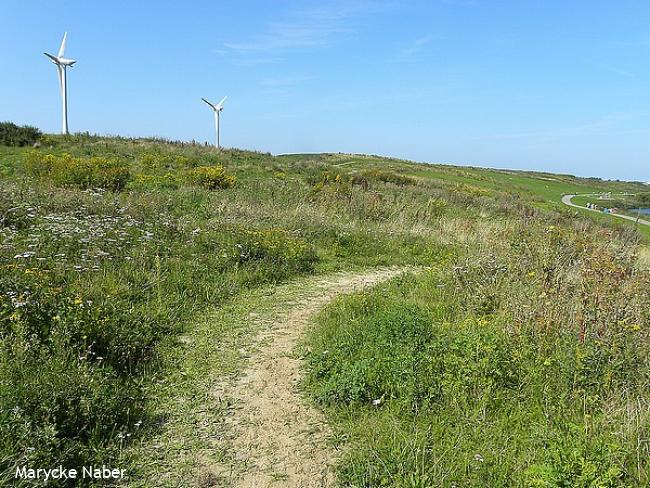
[
  {"xmin": 260, "ymin": 75, "xmax": 313, "ymax": 87},
  {"xmin": 224, "ymin": 22, "xmax": 347, "ymax": 52},
  {"xmin": 222, "ymin": 1, "xmax": 392, "ymax": 56},
  {"xmin": 258, "ymin": 75, "xmax": 313, "ymax": 98},
  {"xmin": 211, "ymin": 47, "xmax": 283, "ymax": 65},
  {"xmin": 593, "ymin": 63, "xmax": 636, "ymax": 78},
  {"xmin": 401, "ymin": 35, "xmax": 433, "ymax": 58},
  {"xmin": 441, "ymin": 0, "xmax": 479, "ymax": 6},
  {"xmin": 485, "ymin": 112, "xmax": 650, "ymax": 141}
]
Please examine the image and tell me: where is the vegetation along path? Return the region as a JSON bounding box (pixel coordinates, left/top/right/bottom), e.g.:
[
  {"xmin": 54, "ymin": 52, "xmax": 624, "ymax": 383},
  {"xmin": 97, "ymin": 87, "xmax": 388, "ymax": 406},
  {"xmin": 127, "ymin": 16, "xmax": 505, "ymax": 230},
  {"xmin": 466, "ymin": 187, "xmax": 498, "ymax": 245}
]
[
  {"xmin": 129, "ymin": 267, "xmax": 413, "ymax": 488},
  {"xmin": 562, "ymin": 193, "xmax": 650, "ymax": 227}
]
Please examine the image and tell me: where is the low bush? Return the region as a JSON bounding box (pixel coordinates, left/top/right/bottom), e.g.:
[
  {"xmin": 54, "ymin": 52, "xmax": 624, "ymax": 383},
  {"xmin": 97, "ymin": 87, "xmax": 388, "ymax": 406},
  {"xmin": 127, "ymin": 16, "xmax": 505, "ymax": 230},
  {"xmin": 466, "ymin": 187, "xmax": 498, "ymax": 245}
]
[
  {"xmin": 189, "ymin": 165, "xmax": 236, "ymax": 189},
  {"xmin": 193, "ymin": 225, "xmax": 318, "ymax": 272},
  {"xmin": 140, "ymin": 153, "xmax": 192, "ymax": 170},
  {"xmin": 362, "ymin": 169, "xmax": 417, "ymax": 186},
  {"xmin": 0, "ymin": 122, "xmax": 41, "ymax": 147},
  {"xmin": 0, "ymin": 266, "xmax": 149, "ymax": 480},
  {"xmin": 308, "ymin": 297, "xmax": 518, "ymax": 411},
  {"xmin": 131, "ymin": 172, "xmax": 181, "ymax": 190},
  {"xmin": 23, "ymin": 152, "xmax": 130, "ymax": 191},
  {"xmin": 307, "ymin": 170, "xmax": 348, "ymax": 188}
]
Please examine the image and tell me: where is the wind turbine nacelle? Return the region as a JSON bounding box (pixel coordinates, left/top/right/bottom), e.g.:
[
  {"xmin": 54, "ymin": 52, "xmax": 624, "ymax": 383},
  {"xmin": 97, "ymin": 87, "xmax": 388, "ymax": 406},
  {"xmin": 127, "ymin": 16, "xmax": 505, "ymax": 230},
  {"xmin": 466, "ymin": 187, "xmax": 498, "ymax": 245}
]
[{"xmin": 43, "ymin": 53, "xmax": 76, "ymax": 67}]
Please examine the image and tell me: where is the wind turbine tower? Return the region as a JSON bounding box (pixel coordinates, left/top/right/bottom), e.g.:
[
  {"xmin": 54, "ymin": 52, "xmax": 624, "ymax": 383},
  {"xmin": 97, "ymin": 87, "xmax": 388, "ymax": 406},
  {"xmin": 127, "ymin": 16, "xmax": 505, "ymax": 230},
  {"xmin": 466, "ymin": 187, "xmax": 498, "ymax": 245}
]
[
  {"xmin": 44, "ymin": 32, "xmax": 77, "ymax": 135},
  {"xmin": 201, "ymin": 96, "xmax": 227, "ymax": 149}
]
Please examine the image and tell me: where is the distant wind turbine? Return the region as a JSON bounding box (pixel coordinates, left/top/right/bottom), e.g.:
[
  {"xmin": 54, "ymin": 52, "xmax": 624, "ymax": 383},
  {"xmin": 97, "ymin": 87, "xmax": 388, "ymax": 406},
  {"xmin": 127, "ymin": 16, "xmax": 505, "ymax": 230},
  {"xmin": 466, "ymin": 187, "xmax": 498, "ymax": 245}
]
[
  {"xmin": 201, "ymin": 96, "xmax": 227, "ymax": 149},
  {"xmin": 44, "ymin": 32, "xmax": 77, "ymax": 135}
]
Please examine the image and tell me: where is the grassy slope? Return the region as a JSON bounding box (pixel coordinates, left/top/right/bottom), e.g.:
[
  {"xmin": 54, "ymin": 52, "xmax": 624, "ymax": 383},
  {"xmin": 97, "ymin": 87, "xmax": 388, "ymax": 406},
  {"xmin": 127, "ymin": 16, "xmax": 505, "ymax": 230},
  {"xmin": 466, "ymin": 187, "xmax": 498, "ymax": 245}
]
[
  {"xmin": 280, "ymin": 153, "xmax": 642, "ymax": 202},
  {"xmin": 299, "ymin": 157, "xmax": 650, "ymax": 486},
  {"xmin": 1, "ymin": 137, "xmax": 448, "ymax": 486},
  {"xmin": 283, "ymin": 153, "xmax": 650, "ymax": 243},
  {"xmin": 1, "ymin": 137, "xmax": 648, "ymax": 487}
]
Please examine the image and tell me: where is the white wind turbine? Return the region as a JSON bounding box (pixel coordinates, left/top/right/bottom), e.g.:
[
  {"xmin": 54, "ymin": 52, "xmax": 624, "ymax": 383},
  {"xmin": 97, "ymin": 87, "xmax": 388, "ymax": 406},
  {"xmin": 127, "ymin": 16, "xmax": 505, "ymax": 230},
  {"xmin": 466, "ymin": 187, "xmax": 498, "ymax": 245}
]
[
  {"xmin": 201, "ymin": 96, "xmax": 227, "ymax": 148},
  {"xmin": 44, "ymin": 32, "xmax": 77, "ymax": 135}
]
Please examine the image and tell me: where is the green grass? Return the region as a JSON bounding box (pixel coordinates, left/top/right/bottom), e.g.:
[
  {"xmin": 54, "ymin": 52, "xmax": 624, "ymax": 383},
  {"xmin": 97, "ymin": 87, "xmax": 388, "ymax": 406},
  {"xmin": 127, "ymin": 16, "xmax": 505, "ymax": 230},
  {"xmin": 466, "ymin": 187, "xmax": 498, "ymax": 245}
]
[
  {"xmin": 1, "ymin": 133, "xmax": 648, "ymax": 486},
  {"xmin": 0, "ymin": 135, "xmax": 448, "ymax": 486},
  {"xmin": 306, "ymin": 218, "xmax": 649, "ymax": 487},
  {"xmin": 282, "ymin": 153, "xmax": 641, "ymax": 204},
  {"xmin": 281, "ymin": 152, "xmax": 650, "ymax": 242}
]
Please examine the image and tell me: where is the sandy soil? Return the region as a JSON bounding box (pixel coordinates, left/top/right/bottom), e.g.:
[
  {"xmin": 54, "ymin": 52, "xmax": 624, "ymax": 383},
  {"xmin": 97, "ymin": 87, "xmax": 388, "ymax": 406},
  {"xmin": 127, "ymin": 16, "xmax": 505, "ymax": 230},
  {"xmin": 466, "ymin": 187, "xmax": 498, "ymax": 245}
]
[{"xmin": 219, "ymin": 268, "xmax": 408, "ymax": 488}]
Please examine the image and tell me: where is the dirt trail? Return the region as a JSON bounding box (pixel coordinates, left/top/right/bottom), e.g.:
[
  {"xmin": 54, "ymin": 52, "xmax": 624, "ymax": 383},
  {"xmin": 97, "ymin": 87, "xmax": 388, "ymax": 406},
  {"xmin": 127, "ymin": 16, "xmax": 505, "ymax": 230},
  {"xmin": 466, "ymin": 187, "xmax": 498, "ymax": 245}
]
[{"xmin": 220, "ymin": 267, "xmax": 409, "ymax": 488}]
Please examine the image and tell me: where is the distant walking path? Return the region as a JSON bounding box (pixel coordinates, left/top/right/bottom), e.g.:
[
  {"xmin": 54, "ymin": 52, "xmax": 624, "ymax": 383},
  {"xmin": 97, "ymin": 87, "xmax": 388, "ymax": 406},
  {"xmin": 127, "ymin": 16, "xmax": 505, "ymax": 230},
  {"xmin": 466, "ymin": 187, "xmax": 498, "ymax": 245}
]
[{"xmin": 562, "ymin": 194, "xmax": 650, "ymax": 227}]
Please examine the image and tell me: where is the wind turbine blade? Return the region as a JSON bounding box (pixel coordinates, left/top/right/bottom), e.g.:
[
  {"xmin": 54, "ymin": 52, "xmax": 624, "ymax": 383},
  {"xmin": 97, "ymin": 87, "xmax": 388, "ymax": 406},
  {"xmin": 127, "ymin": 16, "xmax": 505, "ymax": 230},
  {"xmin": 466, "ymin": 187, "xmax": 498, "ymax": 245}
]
[
  {"xmin": 58, "ymin": 32, "xmax": 68, "ymax": 58},
  {"xmin": 44, "ymin": 52, "xmax": 59, "ymax": 63},
  {"xmin": 215, "ymin": 96, "xmax": 227, "ymax": 110},
  {"xmin": 201, "ymin": 98, "xmax": 216, "ymax": 110},
  {"xmin": 56, "ymin": 65, "xmax": 63, "ymax": 92}
]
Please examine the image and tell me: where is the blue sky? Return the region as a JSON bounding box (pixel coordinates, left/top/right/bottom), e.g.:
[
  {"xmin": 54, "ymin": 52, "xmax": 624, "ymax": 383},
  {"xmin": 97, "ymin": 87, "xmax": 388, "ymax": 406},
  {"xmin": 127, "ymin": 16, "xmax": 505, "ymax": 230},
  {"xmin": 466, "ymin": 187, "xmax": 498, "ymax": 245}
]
[{"xmin": 2, "ymin": 0, "xmax": 649, "ymax": 180}]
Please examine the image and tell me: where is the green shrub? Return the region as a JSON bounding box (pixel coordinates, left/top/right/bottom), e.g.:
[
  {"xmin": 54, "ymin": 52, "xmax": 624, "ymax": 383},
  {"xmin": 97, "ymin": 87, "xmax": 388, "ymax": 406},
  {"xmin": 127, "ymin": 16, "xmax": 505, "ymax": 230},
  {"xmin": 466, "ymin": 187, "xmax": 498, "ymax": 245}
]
[
  {"xmin": 23, "ymin": 151, "xmax": 130, "ymax": 191},
  {"xmin": 140, "ymin": 153, "xmax": 192, "ymax": 170},
  {"xmin": 308, "ymin": 300, "xmax": 518, "ymax": 410},
  {"xmin": 522, "ymin": 433, "xmax": 630, "ymax": 488},
  {"xmin": 189, "ymin": 165, "xmax": 236, "ymax": 189},
  {"xmin": 195, "ymin": 225, "xmax": 318, "ymax": 272},
  {"xmin": 0, "ymin": 267, "xmax": 149, "ymax": 480},
  {"xmin": 0, "ymin": 193, "xmax": 36, "ymax": 230},
  {"xmin": 0, "ymin": 122, "xmax": 41, "ymax": 147},
  {"xmin": 308, "ymin": 170, "xmax": 348, "ymax": 187},
  {"xmin": 308, "ymin": 169, "xmax": 416, "ymax": 192},
  {"xmin": 363, "ymin": 169, "xmax": 417, "ymax": 186},
  {"xmin": 131, "ymin": 172, "xmax": 181, "ymax": 190}
]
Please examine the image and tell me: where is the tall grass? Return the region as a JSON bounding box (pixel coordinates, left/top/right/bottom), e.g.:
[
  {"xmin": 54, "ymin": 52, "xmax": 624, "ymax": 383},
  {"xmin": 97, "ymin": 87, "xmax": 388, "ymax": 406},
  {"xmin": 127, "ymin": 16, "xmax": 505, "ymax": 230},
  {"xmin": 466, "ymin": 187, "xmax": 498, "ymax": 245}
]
[
  {"xmin": 1, "ymin": 133, "xmax": 647, "ymax": 486},
  {"xmin": 0, "ymin": 136, "xmax": 453, "ymax": 485},
  {"xmin": 305, "ymin": 218, "xmax": 650, "ymax": 487}
]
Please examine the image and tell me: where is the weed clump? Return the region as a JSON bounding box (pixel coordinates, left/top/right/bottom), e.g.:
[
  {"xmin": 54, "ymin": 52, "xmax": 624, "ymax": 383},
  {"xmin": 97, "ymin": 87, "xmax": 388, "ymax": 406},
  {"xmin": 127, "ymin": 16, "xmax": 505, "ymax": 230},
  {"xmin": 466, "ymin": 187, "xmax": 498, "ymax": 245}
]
[
  {"xmin": 233, "ymin": 227, "xmax": 316, "ymax": 270},
  {"xmin": 189, "ymin": 165, "xmax": 236, "ymax": 190},
  {"xmin": 131, "ymin": 172, "xmax": 181, "ymax": 190},
  {"xmin": 362, "ymin": 169, "xmax": 417, "ymax": 186},
  {"xmin": 309, "ymin": 169, "xmax": 416, "ymax": 190},
  {"xmin": 140, "ymin": 152, "xmax": 192, "ymax": 170},
  {"xmin": 23, "ymin": 151, "xmax": 130, "ymax": 191}
]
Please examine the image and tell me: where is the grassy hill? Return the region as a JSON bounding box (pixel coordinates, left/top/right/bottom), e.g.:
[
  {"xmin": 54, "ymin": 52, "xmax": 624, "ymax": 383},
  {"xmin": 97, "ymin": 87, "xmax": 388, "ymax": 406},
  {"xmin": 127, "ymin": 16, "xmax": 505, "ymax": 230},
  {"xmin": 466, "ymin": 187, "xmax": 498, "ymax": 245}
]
[
  {"xmin": 0, "ymin": 134, "xmax": 648, "ymax": 487},
  {"xmin": 281, "ymin": 152, "xmax": 650, "ymax": 239}
]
